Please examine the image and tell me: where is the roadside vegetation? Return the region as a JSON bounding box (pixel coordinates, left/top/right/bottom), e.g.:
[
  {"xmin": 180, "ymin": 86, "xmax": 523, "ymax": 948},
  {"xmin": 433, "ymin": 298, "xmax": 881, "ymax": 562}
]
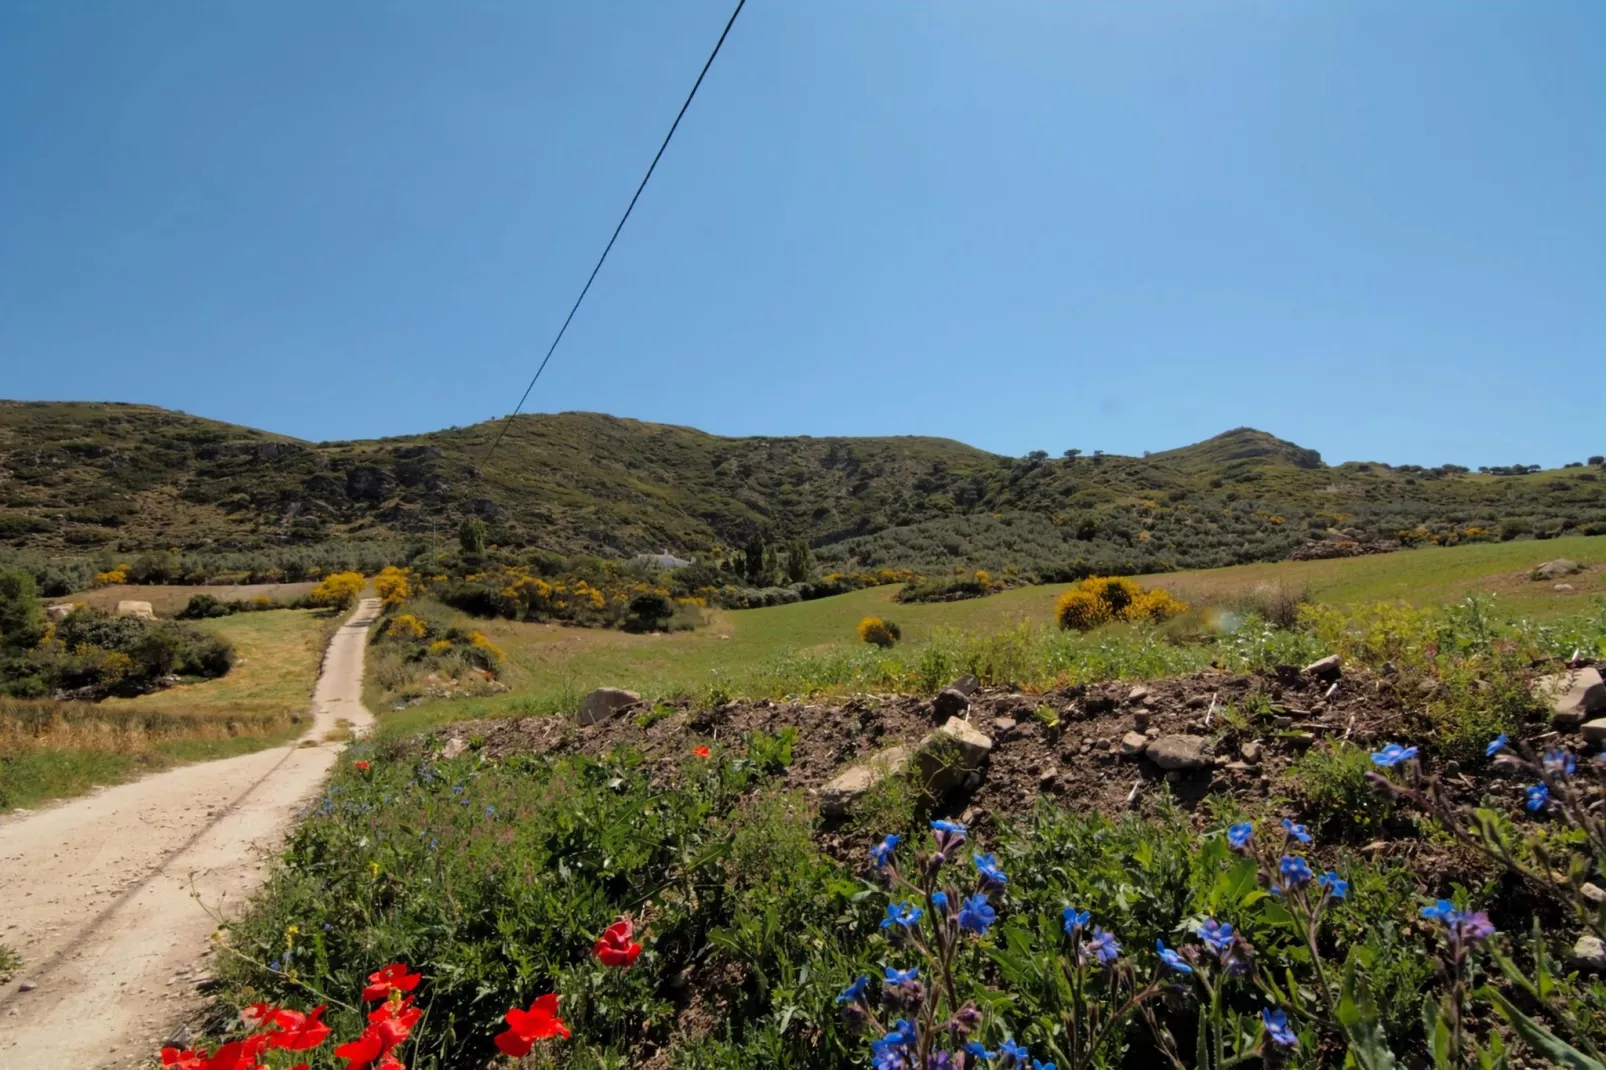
[{"xmin": 0, "ymin": 604, "xmax": 336, "ymax": 811}]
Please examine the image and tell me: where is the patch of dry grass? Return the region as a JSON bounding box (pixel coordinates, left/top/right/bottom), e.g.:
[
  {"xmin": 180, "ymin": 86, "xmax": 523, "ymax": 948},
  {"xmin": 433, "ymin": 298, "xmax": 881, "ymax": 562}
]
[{"xmin": 62, "ymin": 582, "xmax": 316, "ymax": 617}]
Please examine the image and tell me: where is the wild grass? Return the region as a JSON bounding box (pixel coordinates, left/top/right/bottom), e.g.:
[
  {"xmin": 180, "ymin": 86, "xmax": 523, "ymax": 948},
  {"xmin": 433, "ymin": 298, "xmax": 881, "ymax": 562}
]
[{"xmin": 0, "ymin": 609, "xmax": 336, "ymax": 811}]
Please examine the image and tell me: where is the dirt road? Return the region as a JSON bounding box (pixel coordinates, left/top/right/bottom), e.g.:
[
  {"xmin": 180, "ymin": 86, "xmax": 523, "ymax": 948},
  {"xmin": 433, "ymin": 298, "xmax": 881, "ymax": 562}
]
[{"xmin": 0, "ymin": 598, "xmax": 381, "ymax": 1070}]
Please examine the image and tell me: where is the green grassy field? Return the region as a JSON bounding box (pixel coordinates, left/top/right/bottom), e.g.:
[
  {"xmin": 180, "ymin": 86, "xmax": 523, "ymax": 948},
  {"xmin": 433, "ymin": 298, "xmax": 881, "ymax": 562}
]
[
  {"xmin": 66, "ymin": 582, "xmax": 316, "ymax": 617},
  {"xmin": 0, "ymin": 608, "xmax": 336, "ymax": 812},
  {"xmin": 375, "ymin": 536, "xmax": 1605, "ymax": 735}
]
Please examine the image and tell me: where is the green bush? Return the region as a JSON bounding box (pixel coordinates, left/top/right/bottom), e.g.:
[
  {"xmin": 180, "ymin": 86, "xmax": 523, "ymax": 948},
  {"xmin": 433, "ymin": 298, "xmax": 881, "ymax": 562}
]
[{"xmin": 1287, "ymin": 741, "xmax": 1396, "ymax": 840}]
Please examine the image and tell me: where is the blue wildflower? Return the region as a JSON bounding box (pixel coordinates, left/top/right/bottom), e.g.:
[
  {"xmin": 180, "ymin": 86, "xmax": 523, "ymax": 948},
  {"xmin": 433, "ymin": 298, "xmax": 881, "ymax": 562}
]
[
  {"xmin": 998, "ymin": 1038, "xmax": 1029, "ymax": 1062},
  {"xmin": 884, "ymin": 965, "xmax": 920, "ymax": 984},
  {"xmin": 835, "ymin": 975, "xmax": 870, "ymax": 1005},
  {"xmin": 1062, "ymin": 907, "xmax": 1091, "ymax": 935},
  {"xmin": 1281, "ymin": 818, "xmax": 1312, "ymax": 843},
  {"xmin": 1454, "ymin": 911, "xmax": 1496, "ymax": 944},
  {"xmin": 1370, "ymin": 743, "xmax": 1418, "ymax": 768},
  {"xmin": 1421, "ymin": 899, "xmax": 1457, "ymax": 922},
  {"xmin": 881, "ymin": 902, "xmax": 925, "ymax": 930},
  {"xmin": 957, "ymin": 893, "xmax": 997, "ymax": 935},
  {"xmin": 930, "ymin": 891, "xmax": 950, "ymax": 915},
  {"xmin": 1526, "ymin": 783, "xmax": 1550, "ymax": 812},
  {"xmin": 485, "ymin": 805, "xmax": 495, "ymax": 816},
  {"xmin": 1278, "ymin": 855, "xmax": 1313, "ymax": 890},
  {"xmin": 1486, "ymin": 734, "xmax": 1508, "ymax": 757},
  {"xmin": 1318, "ymin": 871, "xmax": 1348, "ymax": 899},
  {"xmin": 1543, "ymin": 748, "xmax": 1577, "ymax": 777},
  {"xmin": 1157, "ymin": 938, "xmax": 1193, "ymax": 974},
  {"xmin": 1262, "ymin": 1008, "xmax": 1297, "ymax": 1048},
  {"xmin": 1199, "ymin": 919, "xmax": 1234, "ymax": 953},
  {"xmin": 964, "ymin": 1041, "xmax": 997, "ymax": 1059},
  {"xmin": 870, "ymin": 834, "xmax": 902, "ymax": 868},
  {"xmin": 973, "ymin": 852, "xmax": 1008, "ymax": 886},
  {"xmin": 1226, "ymin": 822, "xmax": 1254, "ymax": 850},
  {"xmin": 1087, "ymin": 926, "xmax": 1121, "ymax": 964},
  {"xmin": 931, "ymin": 819, "xmax": 968, "ymax": 835},
  {"xmin": 267, "ymin": 958, "xmax": 281, "ymax": 972},
  {"xmin": 1033, "ymin": 1062, "xmax": 1058, "ymax": 1070}
]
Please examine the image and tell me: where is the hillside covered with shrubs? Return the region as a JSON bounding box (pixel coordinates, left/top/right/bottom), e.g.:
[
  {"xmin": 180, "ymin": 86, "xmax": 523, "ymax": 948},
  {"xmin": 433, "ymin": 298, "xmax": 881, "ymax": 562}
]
[{"xmin": 3, "ymin": 401, "xmax": 1605, "ymax": 585}]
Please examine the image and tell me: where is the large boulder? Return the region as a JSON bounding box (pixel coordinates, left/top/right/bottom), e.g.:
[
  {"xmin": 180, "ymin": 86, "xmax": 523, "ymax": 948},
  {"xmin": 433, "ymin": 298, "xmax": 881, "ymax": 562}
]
[
  {"xmin": 818, "ymin": 746, "xmax": 911, "ymax": 817},
  {"xmin": 576, "ymin": 687, "xmax": 641, "ymax": 726},
  {"xmin": 1532, "ymin": 559, "xmax": 1581, "ymax": 581},
  {"xmin": 1536, "ymin": 668, "xmax": 1606, "ymax": 726},
  {"xmin": 46, "ymin": 603, "xmax": 76, "ymax": 622},
  {"xmin": 932, "ymin": 688, "xmax": 971, "ymax": 720},
  {"xmin": 115, "ymin": 600, "xmax": 156, "ymax": 621},
  {"xmin": 913, "ymin": 717, "xmax": 994, "ymax": 797},
  {"xmin": 1145, "ymin": 734, "xmax": 1214, "ymax": 771}
]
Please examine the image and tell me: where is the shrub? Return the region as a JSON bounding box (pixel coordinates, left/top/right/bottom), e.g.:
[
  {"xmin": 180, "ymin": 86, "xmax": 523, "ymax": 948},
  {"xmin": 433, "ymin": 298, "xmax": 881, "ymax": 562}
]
[
  {"xmin": 309, "ymin": 570, "xmax": 364, "ymax": 610},
  {"xmin": 386, "ymin": 612, "xmax": 427, "ymax": 640},
  {"xmin": 1055, "ymin": 575, "xmax": 1188, "ymax": 631},
  {"xmin": 373, "ymin": 565, "xmax": 411, "ymax": 606},
  {"xmin": 858, "ymin": 616, "xmax": 899, "ymax": 648},
  {"xmin": 92, "ymin": 564, "xmax": 128, "ymax": 587}
]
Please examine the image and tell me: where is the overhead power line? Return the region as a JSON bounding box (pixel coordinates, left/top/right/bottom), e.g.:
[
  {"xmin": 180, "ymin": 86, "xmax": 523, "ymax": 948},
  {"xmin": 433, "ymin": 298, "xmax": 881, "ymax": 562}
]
[{"xmin": 481, "ymin": 0, "xmax": 748, "ymax": 463}]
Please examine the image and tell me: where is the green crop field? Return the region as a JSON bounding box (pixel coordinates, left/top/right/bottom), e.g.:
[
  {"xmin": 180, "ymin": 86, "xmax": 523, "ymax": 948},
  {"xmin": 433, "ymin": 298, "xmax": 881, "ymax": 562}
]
[{"xmin": 376, "ymin": 535, "xmax": 1605, "ymax": 736}]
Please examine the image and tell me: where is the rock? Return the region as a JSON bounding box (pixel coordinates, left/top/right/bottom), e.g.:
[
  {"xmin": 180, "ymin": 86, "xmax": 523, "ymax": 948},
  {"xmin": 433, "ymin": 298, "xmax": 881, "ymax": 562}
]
[
  {"xmin": 18, "ymin": 980, "xmax": 36, "ymax": 992},
  {"xmin": 1286, "ymin": 732, "xmax": 1317, "ymax": 750},
  {"xmin": 115, "ymin": 600, "xmax": 156, "ymax": 621},
  {"xmin": 1583, "ymin": 883, "xmax": 1606, "ymax": 905},
  {"xmin": 932, "ymin": 688, "xmax": 971, "ymax": 720},
  {"xmin": 1083, "ymin": 693, "xmax": 1117, "ymax": 715},
  {"xmin": 45, "ymin": 603, "xmax": 75, "ymax": 621},
  {"xmin": 948, "ymin": 674, "xmax": 980, "ymax": 696},
  {"xmin": 1533, "ymin": 559, "xmax": 1581, "ymax": 581},
  {"xmin": 1535, "ymin": 667, "xmax": 1606, "ymax": 726},
  {"xmin": 993, "ymin": 717, "xmax": 1018, "ymax": 737},
  {"xmin": 1584, "ymin": 719, "xmax": 1606, "ymax": 745},
  {"xmin": 1127, "ymin": 686, "xmax": 1153, "ymax": 705},
  {"xmin": 1417, "ymin": 678, "xmax": 1440, "ymax": 697},
  {"xmin": 1573, "ymin": 935, "xmax": 1606, "ymax": 972},
  {"xmin": 818, "ymin": 747, "xmax": 911, "ymax": 816},
  {"xmin": 1240, "ymin": 741, "xmax": 1264, "ymax": 764},
  {"xmin": 576, "ymin": 687, "xmax": 641, "ymax": 726},
  {"xmin": 1131, "ymin": 710, "xmax": 1150, "ymax": 732},
  {"xmin": 1304, "ymin": 655, "xmax": 1343, "ymax": 681},
  {"xmin": 1556, "ymin": 583, "xmax": 1576, "ymax": 591},
  {"xmin": 1185, "ymin": 695, "xmax": 1209, "ymax": 709},
  {"xmin": 439, "ymin": 737, "xmax": 469, "ymax": 760},
  {"xmin": 1145, "ymin": 735, "xmax": 1214, "ymax": 770},
  {"xmin": 913, "ymin": 718, "xmax": 994, "ymax": 797},
  {"xmin": 1144, "ymin": 726, "xmax": 1160, "ymax": 739},
  {"xmin": 1224, "ymin": 761, "xmax": 1253, "ymax": 773},
  {"xmin": 1120, "ymin": 731, "xmax": 1149, "ymax": 756},
  {"xmin": 1038, "ymin": 767, "xmax": 1061, "ymax": 790}
]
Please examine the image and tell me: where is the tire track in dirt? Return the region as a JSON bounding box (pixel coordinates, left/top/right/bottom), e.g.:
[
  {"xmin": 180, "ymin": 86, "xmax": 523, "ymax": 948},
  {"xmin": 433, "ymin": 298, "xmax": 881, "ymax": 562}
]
[{"xmin": 0, "ymin": 598, "xmax": 380, "ymax": 1069}]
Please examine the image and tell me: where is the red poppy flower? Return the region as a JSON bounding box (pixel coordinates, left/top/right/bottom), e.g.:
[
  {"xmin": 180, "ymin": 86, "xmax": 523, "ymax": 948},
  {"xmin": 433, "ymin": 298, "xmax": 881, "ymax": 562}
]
[
  {"xmin": 162, "ymin": 1037, "xmax": 271, "ymax": 1070},
  {"xmin": 594, "ymin": 917, "xmax": 643, "ymax": 967},
  {"xmin": 267, "ymin": 1004, "xmax": 332, "ymax": 1051},
  {"xmin": 494, "ymin": 994, "xmax": 570, "ymax": 1057},
  {"xmin": 354, "ymin": 760, "xmax": 371, "ymax": 772},
  {"xmin": 361, "ymin": 962, "xmax": 421, "ymax": 1001},
  {"xmin": 692, "ymin": 745, "xmax": 711, "ymax": 759},
  {"xmin": 333, "ymin": 1024, "xmax": 402, "ymax": 1070},
  {"xmin": 367, "ymin": 996, "xmax": 421, "ymax": 1048}
]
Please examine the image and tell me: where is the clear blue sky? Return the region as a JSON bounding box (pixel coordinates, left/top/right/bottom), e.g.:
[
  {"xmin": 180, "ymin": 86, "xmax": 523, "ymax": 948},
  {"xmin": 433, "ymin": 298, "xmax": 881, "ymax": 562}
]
[{"xmin": 3, "ymin": 1, "xmax": 1602, "ymax": 468}]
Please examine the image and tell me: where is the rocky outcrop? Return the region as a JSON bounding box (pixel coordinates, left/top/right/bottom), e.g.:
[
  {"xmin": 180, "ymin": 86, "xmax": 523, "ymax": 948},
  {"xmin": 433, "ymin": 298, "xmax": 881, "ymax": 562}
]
[
  {"xmin": 1536, "ymin": 667, "xmax": 1606, "ymax": 726},
  {"xmin": 577, "ymin": 688, "xmax": 641, "ymax": 726}
]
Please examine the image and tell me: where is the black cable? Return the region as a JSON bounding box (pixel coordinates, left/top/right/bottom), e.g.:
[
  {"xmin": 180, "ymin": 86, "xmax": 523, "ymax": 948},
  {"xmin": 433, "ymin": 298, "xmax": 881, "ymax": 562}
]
[{"xmin": 480, "ymin": 0, "xmax": 748, "ymax": 463}]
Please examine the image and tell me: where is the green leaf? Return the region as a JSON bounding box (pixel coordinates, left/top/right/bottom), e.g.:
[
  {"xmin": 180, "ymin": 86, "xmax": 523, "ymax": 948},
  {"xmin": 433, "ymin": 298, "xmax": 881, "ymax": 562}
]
[
  {"xmin": 1197, "ymin": 1003, "xmax": 1211, "ymax": 1070},
  {"xmin": 1477, "ymin": 986, "xmax": 1606, "ymax": 1070},
  {"xmin": 1336, "ymin": 957, "xmax": 1398, "ymax": 1070}
]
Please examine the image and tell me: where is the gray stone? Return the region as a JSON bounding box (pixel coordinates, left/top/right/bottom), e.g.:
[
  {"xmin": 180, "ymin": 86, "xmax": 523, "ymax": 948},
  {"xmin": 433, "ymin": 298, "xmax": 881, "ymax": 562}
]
[
  {"xmin": 1535, "ymin": 667, "xmax": 1606, "ymax": 726},
  {"xmin": 1132, "ymin": 710, "xmax": 1150, "ymax": 731},
  {"xmin": 577, "ymin": 687, "xmax": 641, "ymax": 726},
  {"xmin": 1533, "ymin": 559, "xmax": 1581, "ymax": 581},
  {"xmin": 913, "ymin": 717, "xmax": 994, "ymax": 797},
  {"xmin": 948, "ymin": 674, "xmax": 980, "ymax": 696},
  {"xmin": 1304, "ymin": 655, "xmax": 1343, "ymax": 681},
  {"xmin": 1224, "ymin": 761, "xmax": 1253, "ymax": 773},
  {"xmin": 17, "ymin": 980, "xmax": 36, "ymax": 992},
  {"xmin": 1583, "ymin": 719, "xmax": 1606, "ymax": 745},
  {"xmin": 1556, "ymin": 583, "xmax": 1576, "ymax": 591},
  {"xmin": 439, "ymin": 737, "xmax": 469, "ymax": 760},
  {"xmin": 818, "ymin": 746, "xmax": 911, "ymax": 816},
  {"xmin": 45, "ymin": 603, "xmax": 75, "ymax": 622},
  {"xmin": 1120, "ymin": 731, "xmax": 1149, "ymax": 756},
  {"xmin": 932, "ymin": 688, "xmax": 971, "ymax": 720},
  {"xmin": 1583, "ymin": 883, "xmax": 1606, "ymax": 905},
  {"xmin": 1145, "ymin": 734, "xmax": 1214, "ymax": 771},
  {"xmin": 1038, "ymin": 767, "xmax": 1061, "ymax": 790},
  {"xmin": 1127, "ymin": 685, "xmax": 1153, "ymax": 705},
  {"xmin": 1574, "ymin": 935, "xmax": 1606, "ymax": 972},
  {"xmin": 993, "ymin": 717, "xmax": 1018, "ymax": 736},
  {"xmin": 1240, "ymin": 740, "xmax": 1264, "ymax": 764}
]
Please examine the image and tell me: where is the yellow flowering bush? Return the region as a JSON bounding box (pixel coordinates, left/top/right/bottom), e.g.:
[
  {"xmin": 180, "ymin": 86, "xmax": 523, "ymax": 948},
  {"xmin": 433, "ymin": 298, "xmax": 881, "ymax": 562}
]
[
  {"xmin": 374, "ymin": 566, "xmax": 412, "ymax": 607},
  {"xmin": 1054, "ymin": 575, "xmax": 1187, "ymax": 631},
  {"xmin": 310, "ymin": 571, "xmax": 365, "ymax": 609},
  {"xmin": 387, "ymin": 613, "xmax": 427, "ymax": 640},
  {"xmin": 93, "ymin": 564, "xmax": 129, "ymax": 587},
  {"xmin": 857, "ymin": 616, "xmax": 902, "ymax": 648}
]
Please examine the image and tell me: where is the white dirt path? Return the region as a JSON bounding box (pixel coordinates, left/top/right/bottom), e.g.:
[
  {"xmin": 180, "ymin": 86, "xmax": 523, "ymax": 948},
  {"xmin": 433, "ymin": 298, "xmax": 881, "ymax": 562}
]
[{"xmin": 0, "ymin": 598, "xmax": 381, "ymax": 1070}]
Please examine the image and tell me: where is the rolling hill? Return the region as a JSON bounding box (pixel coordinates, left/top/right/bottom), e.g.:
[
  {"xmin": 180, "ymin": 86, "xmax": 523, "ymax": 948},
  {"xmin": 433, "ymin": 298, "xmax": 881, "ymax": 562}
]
[{"xmin": 2, "ymin": 400, "xmax": 1604, "ymax": 577}]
